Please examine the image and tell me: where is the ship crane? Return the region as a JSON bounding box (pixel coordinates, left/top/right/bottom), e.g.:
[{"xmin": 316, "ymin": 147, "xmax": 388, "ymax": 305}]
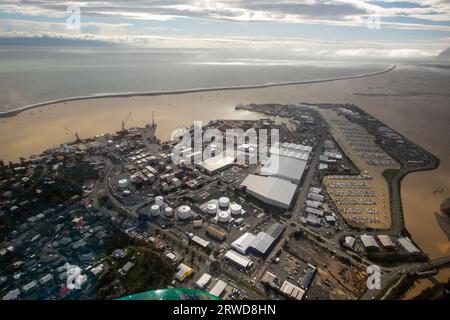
[
  {"xmin": 65, "ymin": 127, "xmax": 80, "ymax": 143},
  {"xmin": 121, "ymin": 112, "xmax": 132, "ymax": 131}
]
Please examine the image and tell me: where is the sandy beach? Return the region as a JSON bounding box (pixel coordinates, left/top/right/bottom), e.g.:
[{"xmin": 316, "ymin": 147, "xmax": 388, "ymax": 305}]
[{"xmin": 0, "ymin": 64, "xmax": 449, "ymax": 263}]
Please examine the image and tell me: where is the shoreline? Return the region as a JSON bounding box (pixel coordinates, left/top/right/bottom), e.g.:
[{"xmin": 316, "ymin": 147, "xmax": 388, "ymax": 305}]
[{"xmin": 0, "ymin": 64, "xmax": 396, "ymax": 118}]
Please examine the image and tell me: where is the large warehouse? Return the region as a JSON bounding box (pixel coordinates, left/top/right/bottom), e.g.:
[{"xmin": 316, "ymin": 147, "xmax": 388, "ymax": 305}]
[
  {"xmin": 224, "ymin": 250, "xmax": 253, "ymax": 269},
  {"xmin": 259, "ymin": 155, "xmax": 308, "ymax": 184},
  {"xmin": 240, "ymin": 174, "xmax": 297, "ymax": 209},
  {"xmin": 231, "ymin": 222, "xmax": 285, "ymax": 256},
  {"xmin": 197, "ymin": 155, "xmax": 235, "ymax": 174}
]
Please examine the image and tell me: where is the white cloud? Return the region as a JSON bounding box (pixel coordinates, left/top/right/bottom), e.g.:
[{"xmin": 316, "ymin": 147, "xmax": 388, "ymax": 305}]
[
  {"xmin": 0, "ymin": 1, "xmax": 449, "ymax": 58},
  {"xmin": 1, "ymin": 0, "xmax": 450, "ymax": 29}
]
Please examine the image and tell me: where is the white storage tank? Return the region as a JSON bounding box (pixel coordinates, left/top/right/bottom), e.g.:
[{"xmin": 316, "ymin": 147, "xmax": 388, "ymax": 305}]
[
  {"xmin": 118, "ymin": 179, "xmax": 129, "ymax": 188},
  {"xmin": 230, "ymin": 204, "xmax": 242, "ymax": 216},
  {"xmin": 150, "ymin": 204, "xmax": 160, "ymax": 217},
  {"xmin": 217, "ymin": 211, "xmax": 230, "ymax": 223},
  {"xmin": 172, "ymin": 178, "xmax": 181, "ymax": 188},
  {"xmin": 155, "ymin": 196, "xmax": 164, "ymax": 207},
  {"xmin": 218, "ymin": 197, "xmax": 230, "ymax": 210},
  {"xmin": 177, "ymin": 205, "xmax": 192, "ymax": 220},
  {"xmin": 164, "ymin": 207, "xmax": 174, "ymax": 218},
  {"xmin": 206, "ymin": 203, "xmax": 218, "ymax": 215}
]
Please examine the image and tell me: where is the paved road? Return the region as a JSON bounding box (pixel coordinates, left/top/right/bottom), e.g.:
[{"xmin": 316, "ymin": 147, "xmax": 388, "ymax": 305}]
[{"xmin": 254, "ymin": 126, "xmax": 327, "ymax": 283}]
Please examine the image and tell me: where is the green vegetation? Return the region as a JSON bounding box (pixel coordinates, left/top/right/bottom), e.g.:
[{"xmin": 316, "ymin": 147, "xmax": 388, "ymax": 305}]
[
  {"xmin": 58, "ymin": 160, "xmax": 99, "ymax": 186},
  {"xmin": 210, "ymin": 260, "xmax": 221, "ymax": 273},
  {"xmin": 40, "ymin": 161, "xmax": 99, "ymax": 203},
  {"xmin": 97, "ymin": 246, "xmax": 176, "ymax": 299},
  {"xmin": 382, "ymin": 168, "xmax": 400, "ymax": 185},
  {"xmin": 96, "ymin": 229, "xmax": 176, "ymax": 299},
  {"xmin": 366, "ymin": 252, "xmax": 428, "ymax": 267},
  {"xmin": 293, "ymin": 230, "xmax": 304, "ymax": 240}
]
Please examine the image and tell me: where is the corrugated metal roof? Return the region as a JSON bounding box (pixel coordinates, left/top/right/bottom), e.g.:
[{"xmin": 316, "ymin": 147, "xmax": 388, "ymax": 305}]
[
  {"xmin": 398, "ymin": 237, "xmax": 420, "ymax": 254},
  {"xmin": 260, "ymin": 155, "xmax": 307, "ymax": 184},
  {"xmin": 360, "ymin": 234, "xmax": 379, "ymax": 249},
  {"xmin": 265, "ymin": 222, "xmax": 285, "ymax": 239},
  {"xmin": 224, "ymin": 250, "xmax": 253, "ymax": 268},
  {"xmin": 209, "ymin": 280, "xmax": 227, "ymax": 297},
  {"xmin": 240, "ymin": 174, "xmax": 297, "ymax": 209},
  {"xmin": 250, "ymin": 232, "xmax": 275, "ymax": 255},
  {"xmin": 231, "ymin": 233, "xmax": 256, "ymax": 255}
]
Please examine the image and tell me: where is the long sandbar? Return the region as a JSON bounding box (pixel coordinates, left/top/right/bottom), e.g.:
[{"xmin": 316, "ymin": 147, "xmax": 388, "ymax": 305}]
[{"xmin": 0, "ymin": 65, "xmax": 395, "ymax": 118}]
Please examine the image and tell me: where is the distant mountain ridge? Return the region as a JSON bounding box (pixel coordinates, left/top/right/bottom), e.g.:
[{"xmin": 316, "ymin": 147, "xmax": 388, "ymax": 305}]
[
  {"xmin": 0, "ymin": 36, "xmax": 117, "ymax": 47},
  {"xmin": 437, "ymin": 47, "xmax": 450, "ymax": 60}
]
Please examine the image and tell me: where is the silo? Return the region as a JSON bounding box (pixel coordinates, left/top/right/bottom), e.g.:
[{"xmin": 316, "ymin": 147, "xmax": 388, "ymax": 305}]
[
  {"xmin": 150, "ymin": 204, "xmax": 160, "ymax": 217},
  {"xmin": 177, "ymin": 205, "xmax": 192, "ymax": 220},
  {"xmin": 164, "ymin": 207, "xmax": 174, "ymax": 218},
  {"xmin": 230, "ymin": 204, "xmax": 242, "ymax": 216},
  {"xmin": 155, "ymin": 196, "xmax": 164, "ymax": 207},
  {"xmin": 206, "ymin": 203, "xmax": 218, "ymax": 215},
  {"xmin": 217, "ymin": 211, "xmax": 231, "ymax": 223},
  {"xmin": 218, "ymin": 197, "xmax": 230, "ymax": 210},
  {"xmin": 118, "ymin": 179, "xmax": 129, "ymax": 188}
]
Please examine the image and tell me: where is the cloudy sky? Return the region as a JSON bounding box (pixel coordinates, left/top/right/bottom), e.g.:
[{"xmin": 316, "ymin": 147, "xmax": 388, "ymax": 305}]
[{"xmin": 1, "ymin": 0, "xmax": 450, "ymax": 57}]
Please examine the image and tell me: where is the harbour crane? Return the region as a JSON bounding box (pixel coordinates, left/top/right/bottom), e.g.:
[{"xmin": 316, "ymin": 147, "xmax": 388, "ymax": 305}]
[
  {"xmin": 121, "ymin": 112, "xmax": 132, "ymax": 131},
  {"xmin": 65, "ymin": 127, "xmax": 80, "ymax": 143}
]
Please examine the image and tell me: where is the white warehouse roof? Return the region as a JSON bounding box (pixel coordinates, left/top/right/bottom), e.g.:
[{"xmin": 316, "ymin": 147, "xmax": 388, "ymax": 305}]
[
  {"xmin": 240, "ymin": 174, "xmax": 297, "ymax": 209},
  {"xmin": 360, "ymin": 234, "xmax": 379, "ymax": 249},
  {"xmin": 251, "ymin": 232, "xmax": 276, "ymax": 255},
  {"xmin": 209, "ymin": 280, "xmax": 227, "ymax": 297},
  {"xmin": 231, "ymin": 232, "xmax": 256, "ymax": 255},
  {"xmin": 197, "ymin": 155, "xmax": 235, "ymax": 174},
  {"xmin": 260, "ymin": 155, "xmax": 307, "ymax": 184},
  {"xmin": 398, "ymin": 237, "xmax": 420, "ymax": 254},
  {"xmin": 224, "ymin": 250, "xmax": 253, "ymax": 269},
  {"xmin": 195, "ymin": 273, "xmax": 212, "ymax": 289}
]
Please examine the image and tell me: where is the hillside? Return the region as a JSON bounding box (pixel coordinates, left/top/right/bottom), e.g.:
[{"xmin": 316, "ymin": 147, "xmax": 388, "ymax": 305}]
[{"xmin": 437, "ymin": 47, "xmax": 450, "ymax": 60}]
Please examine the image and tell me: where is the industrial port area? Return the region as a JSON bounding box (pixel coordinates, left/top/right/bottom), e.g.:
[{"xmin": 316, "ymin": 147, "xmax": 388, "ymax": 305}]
[{"xmin": 0, "ymin": 102, "xmax": 448, "ymax": 301}]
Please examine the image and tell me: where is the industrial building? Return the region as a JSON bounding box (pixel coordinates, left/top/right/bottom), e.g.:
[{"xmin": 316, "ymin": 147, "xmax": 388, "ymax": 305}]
[
  {"xmin": 191, "ymin": 235, "xmax": 210, "ymax": 248},
  {"xmin": 398, "ymin": 237, "xmax": 421, "ymax": 254},
  {"xmin": 377, "ymin": 235, "xmax": 395, "ymax": 249},
  {"xmin": 308, "ymin": 192, "xmax": 325, "ymax": 202},
  {"xmin": 197, "ymin": 155, "xmax": 235, "ymax": 174},
  {"xmin": 260, "ymin": 155, "xmax": 308, "ymax": 184},
  {"xmin": 305, "ymin": 207, "xmax": 324, "ymax": 217},
  {"xmin": 343, "ymin": 236, "xmax": 356, "ymax": 250},
  {"xmin": 280, "ymin": 280, "xmax": 305, "ymax": 300},
  {"xmin": 240, "ymin": 175, "xmax": 297, "ymax": 209},
  {"xmin": 304, "ymin": 215, "xmax": 321, "ymax": 227},
  {"xmin": 224, "ymin": 250, "xmax": 253, "ymax": 269},
  {"xmin": 175, "ymin": 263, "xmax": 193, "ymax": 282},
  {"xmin": 325, "ymin": 215, "xmax": 337, "ymax": 225},
  {"xmin": 360, "ymin": 234, "xmax": 380, "ymax": 251},
  {"xmin": 231, "ymin": 232, "xmax": 256, "ymax": 255},
  {"xmin": 270, "ymin": 142, "xmax": 312, "ymax": 161},
  {"xmin": 206, "ymin": 225, "xmax": 227, "ymax": 241},
  {"xmin": 209, "ymin": 280, "xmax": 227, "ymax": 298},
  {"xmin": 231, "ymin": 222, "xmax": 285, "ymax": 256},
  {"xmin": 195, "ymin": 273, "xmax": 212, "ymax": 290},
  {"xmin": 300, "ymin": 265, "xmax": 316, "ymax": 290}
]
